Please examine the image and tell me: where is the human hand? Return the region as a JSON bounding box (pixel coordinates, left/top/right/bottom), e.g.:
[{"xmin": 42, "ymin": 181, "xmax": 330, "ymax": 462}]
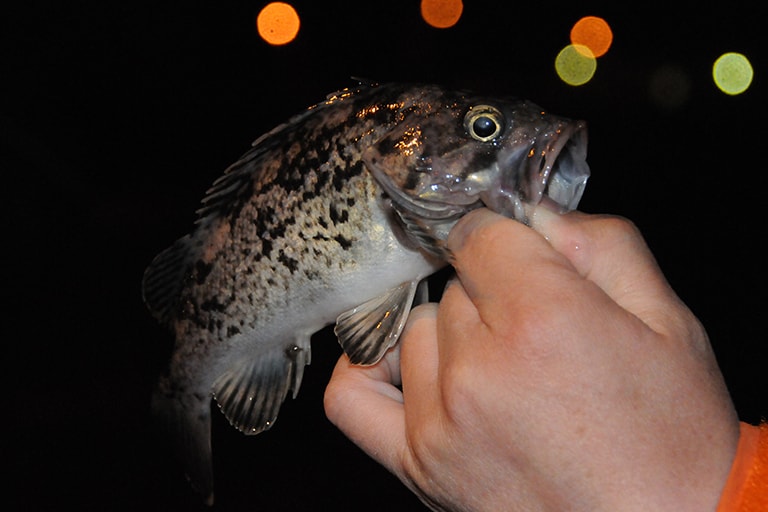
[{"xmin": 324, "ymin": 208, "xmax": 740, "ymax": 511}]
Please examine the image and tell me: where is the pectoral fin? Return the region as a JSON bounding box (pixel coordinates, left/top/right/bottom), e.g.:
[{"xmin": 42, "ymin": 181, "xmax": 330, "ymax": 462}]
[{"xmin": 334, "ymin": 280, "xmax": 419, "ymax": 365}]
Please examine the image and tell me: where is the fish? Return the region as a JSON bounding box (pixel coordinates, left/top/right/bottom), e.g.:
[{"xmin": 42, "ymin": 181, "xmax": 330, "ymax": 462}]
[{"xmin": 142, "ymin": 82, "xmax": 590, "ymax": 504}]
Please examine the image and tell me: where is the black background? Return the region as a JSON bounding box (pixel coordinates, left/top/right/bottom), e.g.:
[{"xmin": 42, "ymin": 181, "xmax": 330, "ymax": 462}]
[{"xmin": 3, "ymin": 1, "xmax": 765, "ymax": 510}]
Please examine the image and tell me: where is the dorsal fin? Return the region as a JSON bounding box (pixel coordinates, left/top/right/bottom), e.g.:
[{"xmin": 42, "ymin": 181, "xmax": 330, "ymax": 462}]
[
  {"xmin": 142, "ymin": 235, "xmax": 196, "ymax": 327},
  {"xmin": 349, "ymin": 76, "xmax": 379, "ymax": 87},
  {"xmin": 195, "ymin": 85, "xmax": 371, "ymax": 227},
  {"xmin": 192, "ymin": 133, "xmax": 281, "ymax": 225}
]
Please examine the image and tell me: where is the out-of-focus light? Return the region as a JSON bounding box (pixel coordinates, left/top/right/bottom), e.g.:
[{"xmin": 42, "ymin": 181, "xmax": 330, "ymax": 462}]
[
  {"xmin": 257, "ymin": 2, "xmax": 300, "ymax": 46},
  {"xmin": 713, "ymin": 52, "xmax": 753, "ymax": 95},
  {"xmin": 555, "ymin": 44, "xmax": 597, "ymax": 86},
  {"xmin": 648, "ymin": 64, "xmax": 692, "ymax": 109},
  {"xmin": 421, "ymin": 0, "xmax": 463, "ymax": 29},
  {"xmin": 570, "ymin": 16, "xmax": 613, "ymax": 58}
]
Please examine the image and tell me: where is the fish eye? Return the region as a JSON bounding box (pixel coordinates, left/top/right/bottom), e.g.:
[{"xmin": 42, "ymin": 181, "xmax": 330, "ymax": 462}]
[{"xmin": 464, "ymin": 105, "xmax": 504, "ymax": 142}]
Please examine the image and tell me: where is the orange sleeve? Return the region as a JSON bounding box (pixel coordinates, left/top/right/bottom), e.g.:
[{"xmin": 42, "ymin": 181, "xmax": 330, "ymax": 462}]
[{"xmin": 716, "ymin": 421, "xmax": 768, "ymax": 512}]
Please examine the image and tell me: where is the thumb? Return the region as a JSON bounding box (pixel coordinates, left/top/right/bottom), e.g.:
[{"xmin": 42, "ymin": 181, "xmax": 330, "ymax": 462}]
[{"xmin": 530, "ymin": 207, "xmax": 701, "ymax": 340}]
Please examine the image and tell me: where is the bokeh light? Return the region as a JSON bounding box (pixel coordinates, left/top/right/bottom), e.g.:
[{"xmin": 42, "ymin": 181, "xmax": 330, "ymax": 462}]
[
  {"xmin": 648, "ymin": 64, "xmax": 692, "ymax": 109},
  {"xmin": 570, "ymin": 16, "xmax": 613, "ymax": 57},
  {"xmin": 555, "ymin": 44, "xmax": 597, "ymax": 86},
  {"xmin": 257, "ymin": 2, "xmax": 300, "ymax": 46},
  {"xmin": 712, "ymin": 52, "xmax": 754, "ymax": 95},
  {"xmin": 421, "ymin": 0, "xmax": 463, "ymax": 29}
]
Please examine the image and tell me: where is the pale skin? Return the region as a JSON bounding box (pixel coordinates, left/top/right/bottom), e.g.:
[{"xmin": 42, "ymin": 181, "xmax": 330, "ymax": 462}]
[{"xmin": 324, "ymin": 207, "xmax": 741, "ymax": 511}]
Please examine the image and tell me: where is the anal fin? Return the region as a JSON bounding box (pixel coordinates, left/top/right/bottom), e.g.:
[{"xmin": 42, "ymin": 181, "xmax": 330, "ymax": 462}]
[{"xmin": 334, "ymin": 280, "xmax": 420, "ymax": 365}]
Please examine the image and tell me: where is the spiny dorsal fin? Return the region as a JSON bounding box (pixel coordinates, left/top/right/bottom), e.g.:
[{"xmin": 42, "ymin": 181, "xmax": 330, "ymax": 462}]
[
  {"xmin": 212, "ymin": 340, "xmax": 311, "ymax": 435},
  {"xmin": 195, "ymin": 84, "xmax": 370, "ymax": 227},
  {"xmin": 334, "ymin": 280, "xmax": 419, "ymax": 365}
]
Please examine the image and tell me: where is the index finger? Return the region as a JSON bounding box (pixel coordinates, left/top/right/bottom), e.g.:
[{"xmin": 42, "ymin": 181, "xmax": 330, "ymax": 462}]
[
  {"xmin": 446, "ymin": 207, "xmax": 700, "ymax": 340},
  {"xmin": 445, "ymin": 208, "xmax": 577, "ymax": 324},
  {"xmin": 528, "ymin": 207, "xmax": 702, "ymax": 339}
]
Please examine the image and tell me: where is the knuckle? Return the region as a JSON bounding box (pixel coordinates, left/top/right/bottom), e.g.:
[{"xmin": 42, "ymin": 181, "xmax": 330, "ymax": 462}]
[
  {"xmin": 322, "ymin": 374, "xmax": 350, "ymax": 424},
  {"xmin": 592, "ymin": 214, "xmax": 641, "ymax": 240},
  {"xmin": 438, "ymin": 355, "xmax": 483, "ymax": 427}
]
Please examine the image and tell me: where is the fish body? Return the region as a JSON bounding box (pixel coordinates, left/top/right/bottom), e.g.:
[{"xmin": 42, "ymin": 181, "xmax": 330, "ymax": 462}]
[{"xmin": 143, "ymin": 83, "xmax": 589, "ymax": 503}]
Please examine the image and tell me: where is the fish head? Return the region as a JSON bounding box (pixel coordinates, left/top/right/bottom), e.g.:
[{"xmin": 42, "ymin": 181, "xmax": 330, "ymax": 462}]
[{"xmin": 363, "ymin": 87, "xmax": 589, "ymax": 253}]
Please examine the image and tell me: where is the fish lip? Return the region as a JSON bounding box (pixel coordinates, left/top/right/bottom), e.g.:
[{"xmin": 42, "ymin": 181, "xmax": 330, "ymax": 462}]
[
  {"xmin": 543, "ymin": 120, "xmax": 589, "ymax": 211},
  {"xmin": 522, "ymin": 119, "xmax": 590, "ymax": 216},
  {"xmin": 481, "ymin": 119, "xmax": 589, "ymax": 222}
]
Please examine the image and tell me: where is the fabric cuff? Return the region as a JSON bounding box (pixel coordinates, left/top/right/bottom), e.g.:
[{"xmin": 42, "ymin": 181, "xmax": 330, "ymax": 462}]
[{"xmin": 716, "ymin": 421, "xmax": 768, "ymax": 512}]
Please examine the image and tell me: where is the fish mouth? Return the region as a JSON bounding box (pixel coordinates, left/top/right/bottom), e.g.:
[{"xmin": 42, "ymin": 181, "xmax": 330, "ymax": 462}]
[
  {"xmin": 538, "ymin": 120, "xmax": 590, "ymax": 213},
  {"xmin": 486, "ymin": 119, "xmax": 590, "ymax": 222}
]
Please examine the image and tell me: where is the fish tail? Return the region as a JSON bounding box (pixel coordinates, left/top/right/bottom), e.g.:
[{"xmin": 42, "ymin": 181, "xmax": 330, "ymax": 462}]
[{"xmin": 152, "ymin": 381, "xmax": 215, "ymax": 505}]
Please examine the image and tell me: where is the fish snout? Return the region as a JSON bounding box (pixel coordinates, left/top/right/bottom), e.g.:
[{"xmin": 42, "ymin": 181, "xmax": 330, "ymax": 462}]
[{"xmin": 486, "ymin": 119, "xmax": 590, "ymax": 222}]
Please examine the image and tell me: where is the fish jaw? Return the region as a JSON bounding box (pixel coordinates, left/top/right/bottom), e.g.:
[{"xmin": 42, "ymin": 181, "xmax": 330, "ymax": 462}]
[{"xmin": 485, "ymin": 117, "xmax": 589, "ymax": 221}]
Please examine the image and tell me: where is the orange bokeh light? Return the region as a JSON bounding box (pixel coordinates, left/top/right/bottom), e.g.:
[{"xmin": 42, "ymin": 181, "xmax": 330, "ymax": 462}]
[
  {"xmin": 420, "ymin": 0, "xmax": 463, "ymax": 29},
  {"xmin": 570, "ymin": 16, "xmax": 612, "ymax": 58},
  {"xmin": 257, "ymin": 2, "xmax": 300, "ymax": 46}
]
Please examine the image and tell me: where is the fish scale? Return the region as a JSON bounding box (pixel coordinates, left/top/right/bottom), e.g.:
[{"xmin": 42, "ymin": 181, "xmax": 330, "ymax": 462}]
[{"xmin": 143, "ymin": 82, "xmax": 590, "ymax": 503}]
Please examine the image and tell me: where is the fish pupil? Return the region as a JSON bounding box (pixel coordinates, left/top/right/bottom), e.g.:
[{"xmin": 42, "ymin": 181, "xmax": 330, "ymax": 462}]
[{"xmin": 472, "ymin": 116, "xmax": 497, "ymax": 138}]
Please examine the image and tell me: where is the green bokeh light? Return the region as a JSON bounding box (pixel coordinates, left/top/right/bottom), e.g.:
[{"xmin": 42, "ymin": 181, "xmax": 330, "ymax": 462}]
[{"xmin": 713, "ymin": 53, "xmax": 753, "ymax": 95}]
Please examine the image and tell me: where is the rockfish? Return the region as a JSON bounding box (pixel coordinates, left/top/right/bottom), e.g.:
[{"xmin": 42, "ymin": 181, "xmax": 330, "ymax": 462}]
[{"xmin": 142, "ymin": 82, "xmax": 590, "ymax": 503}]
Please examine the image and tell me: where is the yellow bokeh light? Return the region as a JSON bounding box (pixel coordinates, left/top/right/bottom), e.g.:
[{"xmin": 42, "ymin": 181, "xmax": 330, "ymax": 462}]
[
  {"xmin": 713, "ymin": 52, "xmax": 753, "ymax": 95},
  {"xmin": 420, "ymin": 0, "xmax": 463, "ymax": 29},
  {"xmin": 570, "ymin": 16, "xmax": 613, "ymax": 58},
  {"xmin": 257, "ymin": 2, "xmax": 300, "ymax": 46},
  {"xmin": 555, "ymin": 44, "xmax": 597, "ymax": 86}
]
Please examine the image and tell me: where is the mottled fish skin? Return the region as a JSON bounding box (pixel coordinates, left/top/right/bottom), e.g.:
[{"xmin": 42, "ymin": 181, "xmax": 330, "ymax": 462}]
[{"xmin": 142, "ymin": 82, "xmax": 590, "ymax": 503}]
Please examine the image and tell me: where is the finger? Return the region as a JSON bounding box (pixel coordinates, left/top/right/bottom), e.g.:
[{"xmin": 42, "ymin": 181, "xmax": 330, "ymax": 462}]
[
  {"xmin": 445, "ymin": 208, "xmax": 573, "ymax": 322},
  {"xmin": 398, "ymin": 303, "xmax": 441, "ymax": 425},
  {"xmin": 323, "ymin": 353, "xmax": 406, "ymax": 476},
  {"xmin": 323, "ymin": 303, "xmax": 441, "ymax": 480},
  {"xmin": 529, "ymin": 207, "xmax": 700, "ymax": 338}
]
